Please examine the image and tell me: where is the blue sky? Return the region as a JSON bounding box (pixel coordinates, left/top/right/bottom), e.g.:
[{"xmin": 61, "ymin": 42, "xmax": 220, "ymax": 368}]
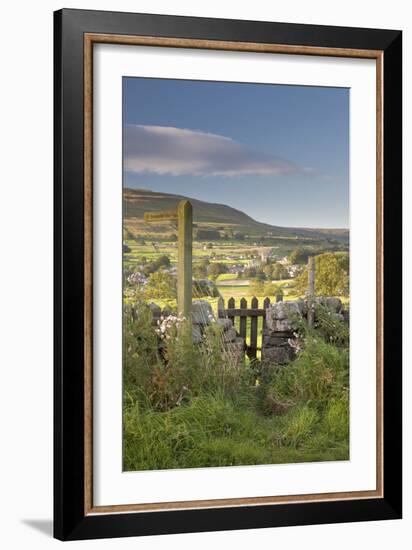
[{"xmin": 123, "ymin": 77, "xmax": 349, "ymax": 229}]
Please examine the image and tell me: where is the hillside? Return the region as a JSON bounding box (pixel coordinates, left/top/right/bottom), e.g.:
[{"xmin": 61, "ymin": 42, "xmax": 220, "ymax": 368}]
[{"xmin": 124, "ymin": 188, "xmax": 349, "ymax": 243}]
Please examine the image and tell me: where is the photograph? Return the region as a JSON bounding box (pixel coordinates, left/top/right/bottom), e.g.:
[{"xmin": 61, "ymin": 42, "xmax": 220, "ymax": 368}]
[
  {"xmin": 122, "ymin": 77, "xmax": 351, "ymax": 472},
  {"xmin": 51, "ymin": 7, "xmax": 402, "ymax": 541}
]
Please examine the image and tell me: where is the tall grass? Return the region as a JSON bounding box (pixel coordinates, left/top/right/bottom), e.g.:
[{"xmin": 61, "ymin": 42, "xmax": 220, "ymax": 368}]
[{"xmin": 123, "ymin": 302, "xmax": 350, "ymax": 471}]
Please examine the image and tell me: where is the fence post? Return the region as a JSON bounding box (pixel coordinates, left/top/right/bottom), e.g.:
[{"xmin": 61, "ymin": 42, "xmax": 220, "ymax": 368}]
[
  {"xmin": 263, "ymin": 297, "xmax": 270, "ymax": 331},
  {"xmin": 307, "ymin": 256, "xmax": 315, "ymax": 328}
]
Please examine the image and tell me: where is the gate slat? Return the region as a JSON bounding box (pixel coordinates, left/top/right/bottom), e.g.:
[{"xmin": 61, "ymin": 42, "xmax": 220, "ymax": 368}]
[
  {"xmin": 228, "ymin": 297, "xmax": 235, "ymax": 326},
  {"xmin": 239, "ymin": 298, "xmax": 247, "ymax": 340},
  {"xmin": 217, "ymin": 297, "xmax": 224, "ymax": 318},
  {"xmin": 248, "ymin": 297, "xmax": 258, "ymax": 359}
]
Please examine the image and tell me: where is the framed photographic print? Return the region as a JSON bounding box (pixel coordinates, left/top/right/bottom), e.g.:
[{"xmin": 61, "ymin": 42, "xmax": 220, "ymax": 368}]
[{"xmin": 54, "ymin": 8, "xmax": 402, "ymax": 541}]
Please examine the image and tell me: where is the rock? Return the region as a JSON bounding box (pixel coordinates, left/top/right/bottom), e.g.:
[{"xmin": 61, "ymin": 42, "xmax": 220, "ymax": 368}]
[
  {"xmin": 148, "ymin": 302, "xmax": 161, "ymax": 315},
  {"xmin": 332, "ymin": 313, "xmax": 345, "ymax": 322},
  {"xmin": 191, "ymin": 300, "xmax": 215, "ymax": 325},
  {"xmin": 225, "ymin": 337, "xmax": 245, "ymax": 367},
  {"xmin": 262, "ymin": 331, "xmax": 293, "ymax": 347},
  {"xmin": 148, "ymin": 302, "xmax": 161, "ymax": 323},
  {"xmin": 222, "ymin": 327, "xmax": 237, "ymax": 343},
  {"xmin": 265, "ymin": 301, "xmax": 302, "ymax": 332},
  {"xmin": 342, "ymin": 309, "xmax": 350, "ymax": 323},
  {"xmin": 315, "ymin": 297, "xmax": 342, "ymax": 313},
  {"xmin": 262, "ymin": 345, "xmax": 296, "ymax": 364},
  {"xmin": 267, "ymin": 317, "xmax": 297, "ymax": 332},
  {"xmin": 216, "ymin": 318, "xmax": 233, "ymax": 331},
  {"xmin": 194, "ymin": 279, "xmax": 221, "ymax": 298},
  {"xmin": 296, "ymin": 299, "xmax": 307, "ymax": 316},
  {"xmin": 162, "ymin": 306, "xmax": 173, "ymax": 318},
  {"xmin": 325, "ymin": 297, "xmax": 343, "ymax": 312},
  {"xmin": 192, "ymin": 325, "xmax": 203, "ymax": 344},
  {"xmin": 267, "ymin": 301, "xmax": 301, "ymax": 320},
  {"xmin": 225, "ymin": 337, "xmax": 245, "ymax": 353}
]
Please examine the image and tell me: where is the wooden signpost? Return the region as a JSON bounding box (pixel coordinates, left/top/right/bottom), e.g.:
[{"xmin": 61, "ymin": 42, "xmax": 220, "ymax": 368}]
[{"xmin": 144, "ymin": 200, "xmax": 193, "ymax": 319}]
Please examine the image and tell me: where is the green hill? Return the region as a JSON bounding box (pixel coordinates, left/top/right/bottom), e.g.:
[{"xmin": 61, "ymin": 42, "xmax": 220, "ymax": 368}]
[{"xmin": 124, "ymin": 188, "xmax": 349, "ymax": 243}]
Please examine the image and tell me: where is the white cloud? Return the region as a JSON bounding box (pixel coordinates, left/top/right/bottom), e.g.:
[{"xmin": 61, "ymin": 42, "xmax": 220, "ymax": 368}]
[{"xmin": 124, "ymin": 125, "xmax": 305, "ymax": 177}]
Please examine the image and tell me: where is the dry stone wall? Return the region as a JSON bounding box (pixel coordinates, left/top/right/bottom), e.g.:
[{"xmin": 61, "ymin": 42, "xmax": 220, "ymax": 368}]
[
  {"xmin": 148, "ymin": 299, "xmax": 244, "ymax": 366},
  {"xmin": 262, "ymin": 297, "xmax": 348, "ymax": 365}
]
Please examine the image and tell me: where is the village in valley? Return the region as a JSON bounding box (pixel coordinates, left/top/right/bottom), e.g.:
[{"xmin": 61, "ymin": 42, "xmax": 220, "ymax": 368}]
[{"xmin": 123, "ymin": 188, "xmax": 349, "ymax": 313}]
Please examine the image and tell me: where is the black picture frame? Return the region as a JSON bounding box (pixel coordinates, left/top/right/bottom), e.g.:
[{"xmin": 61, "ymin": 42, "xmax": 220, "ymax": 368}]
[{"xmin": 54, "ymin": 8, "xmax": 402, "ymax": 541}]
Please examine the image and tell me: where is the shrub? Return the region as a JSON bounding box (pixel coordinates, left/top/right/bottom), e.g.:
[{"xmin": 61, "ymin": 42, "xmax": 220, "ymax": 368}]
[
  {"xmin": 143, "ymin": 271, "xmax": 176, "ymax": 300},
  {"xmin": 207, "ymin": 262, "xmax": 228, "ymax": 281},
  {"xmin": 259, "ymin": 336, "xmax": 349, "ymax": 414},
  {"xmin": 250, "ymin": 279, "xmax": 265, "ymax": 295},
  {"xmin": 314, "ymin": 302, "xmax": 349, "ymax": 347},
  {"xmin": 142, "ymin": 254, "xmax": 171, "ymax": 276},
  {"xmin": 123, "ymin": 303, "xmax": 249, "ymax": 413}
]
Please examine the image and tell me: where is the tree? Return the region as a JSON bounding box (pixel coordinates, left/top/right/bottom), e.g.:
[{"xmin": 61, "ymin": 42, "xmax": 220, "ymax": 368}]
[
  {"xmin": 196, "ymin": 229, "xmax": 220, "ymax": 240},
  {"xmin": 250, "ymin": 279, "xmax": 265, "ymax": 296},
  {"xmin": 233, "ymin": 232, "xmax": 245, "ymax": 241},
  {"xmin": 293, "ymin": 252, "xmax": 349, "ymax": 297},
  {"xmin": 263, "ymin": 282, "xmax": 277, "ymax": 296},
  {"xmin": 271, "ymin": 262, "xmax": 289, "ymax": 280},
  {"xmin": 315, "ymin": 252, "xmax": 349, "ymax": 296},
  {"xmin": 243, "ymin": 266, "xmax": 257, "ymax": 279},
  {"xmin": 288, "ymin": 248, "xmax": 311, "ymax": 265},
  {"xmin": 144, "ymin": 271, "xmax": 176, "ymax": 300},
  {"xmin": 142, "ymin": 254, "xmax": 171, "ymax": 276},
  {"xmin": 193, "ymin": 259, "xmax": 210, "ymax": 279},
  {"xmin": 207, "ymin": 262, "xmax": 228, "ymax": 281},
  {"xmin": 263, "ymin": 264, "xmax": 274, "ymax": 279}
]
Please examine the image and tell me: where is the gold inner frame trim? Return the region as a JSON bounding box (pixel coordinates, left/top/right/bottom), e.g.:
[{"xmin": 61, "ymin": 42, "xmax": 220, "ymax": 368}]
[{"xmin": 84, "ymin": 33, "xmax": 384, "ymax": 515}]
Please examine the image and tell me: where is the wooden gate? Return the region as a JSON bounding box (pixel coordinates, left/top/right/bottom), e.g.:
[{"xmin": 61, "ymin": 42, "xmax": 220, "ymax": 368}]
[{"xmin": 217, "ymin": 296, "xmax": 281, "ymax": 359}]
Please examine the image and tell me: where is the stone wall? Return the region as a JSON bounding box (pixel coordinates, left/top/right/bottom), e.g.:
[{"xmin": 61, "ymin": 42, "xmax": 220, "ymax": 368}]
[
  {"xmin": 148, "ymin": 299, "xmax": 245, "ymax": 367},
  {"xmin": 148, "ymin": 297, "xmax": 347, "ymax": 368},
  {"xmin": 262, "ymin": 297, "xmax": 348, "ymax": 365}
]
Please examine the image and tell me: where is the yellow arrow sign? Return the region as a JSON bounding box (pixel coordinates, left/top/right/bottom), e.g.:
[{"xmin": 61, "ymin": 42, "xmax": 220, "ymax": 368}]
[{"xmin": 144, "ymin": 210, "xmax": 178, "ymax": 222}]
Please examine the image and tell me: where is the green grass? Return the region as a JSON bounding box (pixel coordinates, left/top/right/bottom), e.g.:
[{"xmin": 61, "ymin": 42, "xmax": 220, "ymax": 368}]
[
  {"xmin": 216, "ymin": 273, "xmax": 238, "ymax": 282},
  {"xmin": 123, "ymin": 302, "xmax": 350, "ymax": 472},
  {"xmin": 124, "ymin": 390, "xmax": 349, "ymax": 471}
]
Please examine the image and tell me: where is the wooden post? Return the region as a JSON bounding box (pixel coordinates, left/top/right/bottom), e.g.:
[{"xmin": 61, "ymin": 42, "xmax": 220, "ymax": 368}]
[
  {"xmin": 177, "ymin": 200, "xmax": 192, "ymax": 319},
  {"xmin": 307, "ymin": 256, "xmax": 315, "ymax": 328},
  {"xmin": 262, "ymin": 297, "xmax": 270, "ymax": 331},
  {"xmin": 143, "ymin": 199, "xmax": 193, "ymax": 320}
]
